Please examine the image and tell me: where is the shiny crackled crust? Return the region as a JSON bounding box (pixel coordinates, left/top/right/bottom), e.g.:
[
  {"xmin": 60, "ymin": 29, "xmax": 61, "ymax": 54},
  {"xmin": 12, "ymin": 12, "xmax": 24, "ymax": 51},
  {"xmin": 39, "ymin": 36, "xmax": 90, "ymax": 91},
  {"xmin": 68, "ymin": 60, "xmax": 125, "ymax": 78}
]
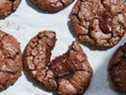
[
  {"xmin": 69, "ymin": 0, "xmax": 126, "ymax": 50},
  {"xmin": 30, "ymin": 0, "xmax": 74, "ymax": 13},
  {"xmin": 0, "ymin": 0, "xmax": 21, "ymax": 19},
  {"xmin": 108, "ymin": 43, "xmax": 126, "ymax": 92},
  {"xmin": 0, "ymin": 30, "xmax": 22, "ymax": 91},
  {"xmin": 23, "ymin": 31, "xmax": 92, "ymax": 95}
]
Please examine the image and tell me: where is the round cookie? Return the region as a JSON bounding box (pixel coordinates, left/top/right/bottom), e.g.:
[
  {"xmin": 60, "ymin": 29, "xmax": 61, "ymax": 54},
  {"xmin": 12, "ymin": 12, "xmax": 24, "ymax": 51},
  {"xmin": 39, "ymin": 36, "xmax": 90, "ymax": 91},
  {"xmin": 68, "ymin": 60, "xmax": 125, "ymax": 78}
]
[
  {"xmin": 108, "ymin": 43, "xmax": 126, "ymax": 92},
  {"xmin": 0, "ymin": 30, "xmax": 22, "ymax": 91},
  {"xmin": 23, "ymin": 31, "xmax": 93, "ymax": 95},
  {"xmin": 69, "ymin": 0, "xmax": 126, "ymax": 50},
  {"xmin": 0, "ymin": 0, "xmax": 21, "ymax": 19},
  {"xmin": 30, "ymin": 0, "xmax": 74, "ymax": 13}
]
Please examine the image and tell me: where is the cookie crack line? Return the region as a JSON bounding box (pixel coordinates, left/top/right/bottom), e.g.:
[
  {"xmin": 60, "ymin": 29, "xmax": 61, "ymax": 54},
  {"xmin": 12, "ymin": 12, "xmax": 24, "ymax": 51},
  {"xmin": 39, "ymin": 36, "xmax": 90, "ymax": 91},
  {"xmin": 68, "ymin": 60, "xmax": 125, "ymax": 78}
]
[{"xmin": 23, "ymin": 31, "xmax": 93, "ymax": 95}]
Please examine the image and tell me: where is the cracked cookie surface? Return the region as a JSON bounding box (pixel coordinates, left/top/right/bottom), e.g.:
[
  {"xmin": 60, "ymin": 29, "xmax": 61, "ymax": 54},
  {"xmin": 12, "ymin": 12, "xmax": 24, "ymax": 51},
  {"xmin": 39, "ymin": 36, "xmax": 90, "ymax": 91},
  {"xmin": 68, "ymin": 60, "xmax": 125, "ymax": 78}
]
[
  {"xmin": 30, "ymin": 0, "xmax": 74, "ymax": 13},
  {"xmin": 0, "ymin": 30, "xmax": 22, "ymax": 91},
  {"xmin": 23, "ymin": 31, "xmax": 92, "ymax": 95},
  {"xmin": 0, "ymin": 0, "xmax": 21, "ymax": 19},
  {"xmin": 69, "ymin": 0, "xmax": 126, "ymax": 50},
  {"xmin": 108, "ymin": 43, "xmax": 126, "ymax": 92}
]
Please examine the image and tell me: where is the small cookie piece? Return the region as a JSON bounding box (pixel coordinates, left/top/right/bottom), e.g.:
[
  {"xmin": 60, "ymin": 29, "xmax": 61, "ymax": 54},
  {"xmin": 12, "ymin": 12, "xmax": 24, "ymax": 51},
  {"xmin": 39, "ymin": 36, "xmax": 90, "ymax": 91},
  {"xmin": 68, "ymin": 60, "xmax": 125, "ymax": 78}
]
[
  {"xmin": 108, "ymin": 43, "xmax": 126, "ymax": 92},
  {"xmin": 30, "ymin": 0, "xmax": 74, "ymax": 13},
  {"xmin": 0, "ymin": 30, "xmax": 22, "ymax": 91},
  {"xmin": 69, "ymin": 0, "xmax": 126, "ymax": 50},
  {"xmin": 0, "ymin": 0, "xmax": 21, "ymax": 19},
  {"xmin": 23, "ymin": 31, "xmax": 93, "ymax": 95}
]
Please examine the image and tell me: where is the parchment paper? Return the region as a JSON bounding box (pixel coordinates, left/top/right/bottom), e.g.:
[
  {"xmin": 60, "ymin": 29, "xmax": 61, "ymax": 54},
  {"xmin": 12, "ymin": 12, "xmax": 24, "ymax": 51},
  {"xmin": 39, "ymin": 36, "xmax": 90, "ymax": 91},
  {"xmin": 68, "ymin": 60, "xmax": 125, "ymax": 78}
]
[{"xmin": 0, "ymin": 0, "xmax": 126, "ymax": 95}]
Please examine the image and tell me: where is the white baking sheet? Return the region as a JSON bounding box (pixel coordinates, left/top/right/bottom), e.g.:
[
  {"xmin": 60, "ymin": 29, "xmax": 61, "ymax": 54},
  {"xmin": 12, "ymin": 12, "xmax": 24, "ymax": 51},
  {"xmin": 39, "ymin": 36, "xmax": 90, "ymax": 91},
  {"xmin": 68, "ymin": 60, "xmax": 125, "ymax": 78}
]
[{"xmin": 0, "ymin": 0, "xmax": 126, "ymax": 95}]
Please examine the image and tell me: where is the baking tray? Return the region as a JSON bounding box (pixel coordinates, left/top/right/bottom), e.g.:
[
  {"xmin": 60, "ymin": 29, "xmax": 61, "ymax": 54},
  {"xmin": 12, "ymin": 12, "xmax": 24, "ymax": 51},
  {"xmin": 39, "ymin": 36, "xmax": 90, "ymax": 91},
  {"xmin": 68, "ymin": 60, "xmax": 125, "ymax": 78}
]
[{"xmin": 0, "ymin": 0, "xmax": 126, "ymax": 95}]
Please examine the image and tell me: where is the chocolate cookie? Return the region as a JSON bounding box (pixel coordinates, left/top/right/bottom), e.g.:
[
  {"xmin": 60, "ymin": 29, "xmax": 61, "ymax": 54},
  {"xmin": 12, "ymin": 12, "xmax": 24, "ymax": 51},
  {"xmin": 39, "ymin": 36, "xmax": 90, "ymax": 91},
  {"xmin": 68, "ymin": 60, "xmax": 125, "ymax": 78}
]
[
  {"xmin": 0, "ymin": 30, "xmax": 22, "ymax": 91},
  {"xmin": 23, "ymin": 31, "xmax": 92, "ymax": 95},
  {"xmin": 23, "ymin": 31, "xmax": 57, "ymax": 91},
  {"xmin": 30, "ymin": 0, "xmax": 74, "ymax": 13},
  {"xmin": 108, "ymin": 43, "xmax": 126, "ymax": 92},
  {"xmin": 0, "ymin": 0, "xmax": 21, "ymax": 19},
  {"xmin": 69, "ymin": 0, "xmax": 126, "ymax": 50},
  {"xmin": 51, "ymin": 41, "xmax": 92, "ymax": 95}
]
